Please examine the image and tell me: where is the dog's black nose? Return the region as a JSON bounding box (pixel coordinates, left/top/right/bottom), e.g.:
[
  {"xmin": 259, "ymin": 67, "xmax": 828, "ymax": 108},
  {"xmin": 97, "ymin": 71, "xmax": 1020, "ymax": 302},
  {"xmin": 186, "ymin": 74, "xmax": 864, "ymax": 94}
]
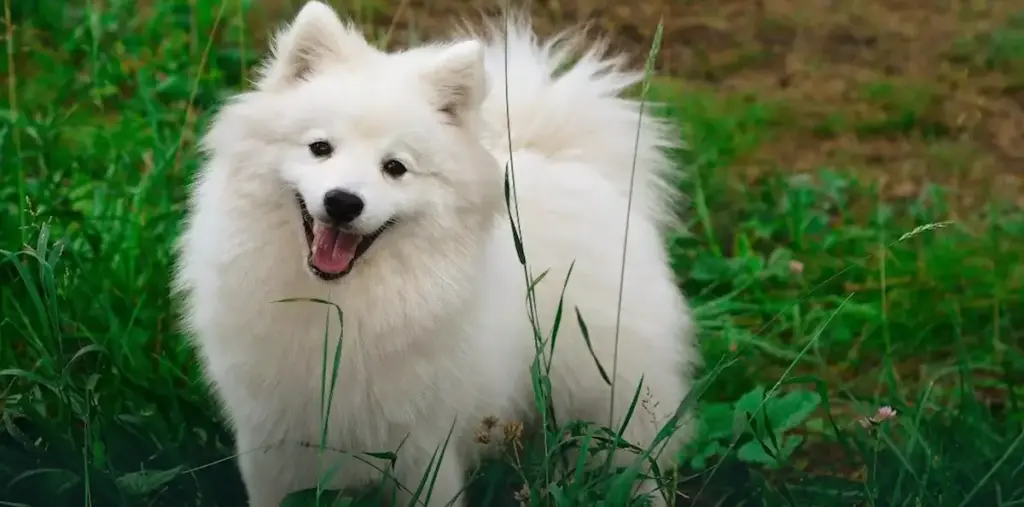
[{"xmin": 322, "ymin": 189, "xmax": 364, "ymax": 224}]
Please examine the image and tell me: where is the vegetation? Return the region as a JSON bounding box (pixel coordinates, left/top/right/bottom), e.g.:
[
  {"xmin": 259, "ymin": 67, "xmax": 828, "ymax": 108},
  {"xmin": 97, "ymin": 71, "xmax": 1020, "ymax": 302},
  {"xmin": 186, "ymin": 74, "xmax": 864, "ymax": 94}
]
[{"xmin": 2, "ymin": 0, "xmax": 1022, "ymax": 506}]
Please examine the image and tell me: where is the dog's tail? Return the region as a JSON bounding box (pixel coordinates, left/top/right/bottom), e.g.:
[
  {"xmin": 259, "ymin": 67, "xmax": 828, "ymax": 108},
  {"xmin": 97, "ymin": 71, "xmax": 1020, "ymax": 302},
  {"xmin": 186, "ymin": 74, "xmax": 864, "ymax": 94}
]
[{"xmin": 464, "ymin": 14, "xmax": 683, "ymax": 226}]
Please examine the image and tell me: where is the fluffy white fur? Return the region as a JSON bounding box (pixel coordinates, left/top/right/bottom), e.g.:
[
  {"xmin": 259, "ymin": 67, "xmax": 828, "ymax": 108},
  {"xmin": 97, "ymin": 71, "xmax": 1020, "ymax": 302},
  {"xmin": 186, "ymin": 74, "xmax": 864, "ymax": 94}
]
[{"xmin": 173, "ymin": 2, "xmax": 699, "ymax": 506}]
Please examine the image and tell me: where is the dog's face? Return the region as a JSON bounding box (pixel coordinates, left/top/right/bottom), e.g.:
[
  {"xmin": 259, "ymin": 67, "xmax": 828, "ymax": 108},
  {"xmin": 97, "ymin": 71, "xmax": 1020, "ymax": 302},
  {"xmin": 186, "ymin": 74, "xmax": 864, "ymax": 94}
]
[{"xmin": 207, "ymin": 1, "xmax": 501, "ymax": 282}]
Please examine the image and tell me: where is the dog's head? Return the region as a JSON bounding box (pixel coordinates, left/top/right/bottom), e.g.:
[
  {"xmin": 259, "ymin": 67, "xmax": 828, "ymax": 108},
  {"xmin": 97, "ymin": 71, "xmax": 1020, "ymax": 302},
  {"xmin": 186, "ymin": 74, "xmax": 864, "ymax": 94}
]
[{"xmin": 203, "ymin": 1, "xmax": 502, "ymax": 282}]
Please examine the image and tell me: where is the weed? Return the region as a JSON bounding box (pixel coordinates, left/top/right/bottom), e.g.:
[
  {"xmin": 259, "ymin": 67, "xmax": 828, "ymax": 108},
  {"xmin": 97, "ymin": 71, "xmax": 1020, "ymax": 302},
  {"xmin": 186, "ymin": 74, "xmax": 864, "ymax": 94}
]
[{"xmin": 2, "ymin": 1, "xmax": 1023, "ymax": 507}]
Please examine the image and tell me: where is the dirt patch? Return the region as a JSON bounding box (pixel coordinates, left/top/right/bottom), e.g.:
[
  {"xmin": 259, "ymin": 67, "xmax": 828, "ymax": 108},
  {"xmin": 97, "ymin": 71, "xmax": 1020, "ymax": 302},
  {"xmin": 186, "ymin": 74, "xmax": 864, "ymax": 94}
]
[{"xmin": 249, "ymin": 0, "xmax": 1024, "ymax": 210}]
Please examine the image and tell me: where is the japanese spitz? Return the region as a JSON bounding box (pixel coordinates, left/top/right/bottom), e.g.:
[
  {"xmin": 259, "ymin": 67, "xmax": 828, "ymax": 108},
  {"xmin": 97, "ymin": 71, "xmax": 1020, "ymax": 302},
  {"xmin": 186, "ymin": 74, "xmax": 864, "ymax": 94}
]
[{"xmin": 174, "ymin": 1, "xmax": 699, "ymax": 506}]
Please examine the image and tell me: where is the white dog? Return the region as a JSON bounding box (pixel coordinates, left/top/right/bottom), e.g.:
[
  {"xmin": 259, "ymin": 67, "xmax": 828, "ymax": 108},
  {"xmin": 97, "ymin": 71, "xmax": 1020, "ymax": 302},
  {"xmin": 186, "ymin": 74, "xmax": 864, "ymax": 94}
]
[{"xmin": 173, "ymin": 2, "xmax": 699, "ymax": 506}]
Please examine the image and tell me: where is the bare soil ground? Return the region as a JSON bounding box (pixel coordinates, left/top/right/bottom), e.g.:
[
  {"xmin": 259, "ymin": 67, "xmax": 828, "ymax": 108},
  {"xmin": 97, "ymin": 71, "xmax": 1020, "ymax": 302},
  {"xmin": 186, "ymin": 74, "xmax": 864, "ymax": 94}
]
[{"xmin": 251, "ymin": 0, "xmax": 1024, "ymax": 212}]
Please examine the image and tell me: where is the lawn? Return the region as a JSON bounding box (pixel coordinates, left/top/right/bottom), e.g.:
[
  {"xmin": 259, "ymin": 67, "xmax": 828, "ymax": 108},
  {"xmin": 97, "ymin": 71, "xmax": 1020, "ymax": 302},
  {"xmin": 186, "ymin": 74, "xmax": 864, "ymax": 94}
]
[{"xmin": 2, "ymin": 0, "xmax": 1023, "ymax": 506}]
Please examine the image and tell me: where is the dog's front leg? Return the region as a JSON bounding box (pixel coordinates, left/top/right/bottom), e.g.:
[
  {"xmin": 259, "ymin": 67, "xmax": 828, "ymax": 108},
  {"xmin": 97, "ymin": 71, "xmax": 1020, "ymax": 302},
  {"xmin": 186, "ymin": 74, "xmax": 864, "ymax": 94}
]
[{"xmin": 236, "ymin": 438, "xmax": 320, "ymax": 507}]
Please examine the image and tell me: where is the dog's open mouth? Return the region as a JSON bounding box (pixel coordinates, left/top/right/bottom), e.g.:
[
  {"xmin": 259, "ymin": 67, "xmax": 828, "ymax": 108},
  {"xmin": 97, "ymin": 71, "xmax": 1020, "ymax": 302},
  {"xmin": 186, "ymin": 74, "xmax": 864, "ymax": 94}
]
[{"xmin": 296, "ymin": 194, "xmax": 395, "ymax": 281}]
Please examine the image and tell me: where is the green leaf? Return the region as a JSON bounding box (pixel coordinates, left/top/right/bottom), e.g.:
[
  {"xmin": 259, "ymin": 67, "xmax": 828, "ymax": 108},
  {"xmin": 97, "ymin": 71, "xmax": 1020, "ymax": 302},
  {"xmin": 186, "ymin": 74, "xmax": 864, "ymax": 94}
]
[
  {"xmin": 688, "ymin": 440, "xmax": 726, "ymax": 470},
  {"xmin": 688, "ymin": 252, "xmax": 733, "ymax": 282},
  {"xmin": 767, "ymin": 390, "xmax": 822, "ymax": 433},
  {"xmin": 733, "ymin": 385, "xmax": 766, "ymax": 438},
  {"xmin": 115, "ymin": 466, "xmax": 182, "ymax": 496},
  {"xmin": 696, "ymin": 402, "xmax": 733, "ymax": 441},
  {"xmin": 737, "ymin": 435, "xmax": 803, "ymax": 468},
  {"xmin": 8, "ymin": 468, "xmax": 80, "ymax": 496},
  {"xmin": 733, "ymin": 385, "xmax": 767, "ymax": 415}
]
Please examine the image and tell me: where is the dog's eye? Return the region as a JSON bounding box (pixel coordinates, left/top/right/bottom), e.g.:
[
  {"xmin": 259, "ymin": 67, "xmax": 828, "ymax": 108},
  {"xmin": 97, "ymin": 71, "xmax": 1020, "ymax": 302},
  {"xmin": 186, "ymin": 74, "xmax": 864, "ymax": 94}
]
[
  {"xmin": 308, "ymin": 140, "xmax": 334, "ymax": 158},
  {"xmin": 382, "ymin": 159, "xmax": 407, "ymax": 178}
]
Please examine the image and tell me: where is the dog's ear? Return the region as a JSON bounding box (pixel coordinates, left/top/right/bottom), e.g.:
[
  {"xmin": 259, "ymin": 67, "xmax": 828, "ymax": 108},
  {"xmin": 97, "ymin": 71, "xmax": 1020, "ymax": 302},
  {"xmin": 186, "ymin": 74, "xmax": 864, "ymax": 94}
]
[
  {"xmin": 421, "ymin": 40, "xmax": 488, "ymax": 125},
  {"xmin": 257, "ymin": 1, "xmax": 373, "ymax": 91}
]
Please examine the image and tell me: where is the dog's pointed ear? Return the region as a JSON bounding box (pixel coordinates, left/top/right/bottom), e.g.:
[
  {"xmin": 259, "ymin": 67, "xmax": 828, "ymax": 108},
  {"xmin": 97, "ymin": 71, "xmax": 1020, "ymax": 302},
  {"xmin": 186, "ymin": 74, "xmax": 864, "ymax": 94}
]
[
  {"xmin": 422, "ymin": 41, "xmax": 488, "ymax": 125},
  {"xmin": 258, "ymin": 1, "xmax": 373, "ymax": 91}
]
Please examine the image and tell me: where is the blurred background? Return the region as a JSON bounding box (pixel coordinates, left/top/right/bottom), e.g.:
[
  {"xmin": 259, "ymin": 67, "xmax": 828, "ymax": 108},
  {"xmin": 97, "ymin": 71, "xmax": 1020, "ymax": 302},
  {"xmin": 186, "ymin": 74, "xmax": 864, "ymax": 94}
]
[
  {"xmin": 2, "ymin": 1, "xmax": 1023, "ymax": 506},
  {"xmin": 228, "ymin": 0, "xmax": 1023, "ymax": 210}
]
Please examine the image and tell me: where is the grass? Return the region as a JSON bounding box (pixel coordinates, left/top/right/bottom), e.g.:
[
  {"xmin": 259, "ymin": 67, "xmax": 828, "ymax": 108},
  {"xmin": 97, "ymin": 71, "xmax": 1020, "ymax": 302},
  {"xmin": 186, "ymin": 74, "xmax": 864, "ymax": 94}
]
[{"xmin": 2, "ymin": 0, "xmax": 1024, "ymax": 506}]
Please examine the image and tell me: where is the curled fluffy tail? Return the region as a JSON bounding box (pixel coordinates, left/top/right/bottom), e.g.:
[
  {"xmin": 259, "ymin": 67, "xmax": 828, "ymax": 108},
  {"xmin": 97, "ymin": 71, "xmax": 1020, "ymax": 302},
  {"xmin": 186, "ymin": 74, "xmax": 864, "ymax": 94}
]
[{"xmin": 463, "ymin": 15, "xmax": 683, "ymax": 226}]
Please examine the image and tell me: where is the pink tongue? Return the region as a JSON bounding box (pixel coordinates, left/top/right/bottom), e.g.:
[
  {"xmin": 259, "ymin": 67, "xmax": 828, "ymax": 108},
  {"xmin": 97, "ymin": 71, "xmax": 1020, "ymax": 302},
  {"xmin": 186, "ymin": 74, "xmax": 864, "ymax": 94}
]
[{"xmin": 312, "ymin": 227, "xmax": 360, "ymax": 274}]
